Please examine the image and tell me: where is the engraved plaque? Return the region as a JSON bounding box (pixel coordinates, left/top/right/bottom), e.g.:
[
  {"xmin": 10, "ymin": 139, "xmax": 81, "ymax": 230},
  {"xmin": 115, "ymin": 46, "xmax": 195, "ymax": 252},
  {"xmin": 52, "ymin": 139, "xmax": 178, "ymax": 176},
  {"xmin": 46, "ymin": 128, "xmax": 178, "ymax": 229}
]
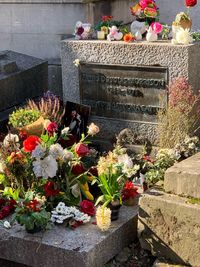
[{"xmin": 79, "ymin": 63, "xmax": 168, "ymax": 123}]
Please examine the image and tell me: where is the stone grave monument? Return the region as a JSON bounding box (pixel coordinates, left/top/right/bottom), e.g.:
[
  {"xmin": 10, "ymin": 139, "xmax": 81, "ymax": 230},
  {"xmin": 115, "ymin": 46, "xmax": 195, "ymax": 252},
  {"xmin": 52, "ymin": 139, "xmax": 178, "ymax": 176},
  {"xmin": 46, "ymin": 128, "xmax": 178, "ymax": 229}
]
[
  {"xmin": 61, "ymin": 40, "xmax": 200, "ymax": 148},
  {"xmin": 138, "ymin": 153, "xmax": 200, "ymax": 266},
  {"xmin": 0, "ymin": 50, "xmax": 48, "ymax": 127}
]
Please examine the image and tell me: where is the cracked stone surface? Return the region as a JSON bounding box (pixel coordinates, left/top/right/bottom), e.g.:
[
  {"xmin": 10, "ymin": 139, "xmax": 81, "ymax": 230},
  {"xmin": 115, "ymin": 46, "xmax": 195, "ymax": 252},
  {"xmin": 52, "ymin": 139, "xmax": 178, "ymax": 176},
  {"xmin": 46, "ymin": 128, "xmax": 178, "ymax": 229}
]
[{"xmin": 138, "ymin": 189, "xmax": 200, "ymax": 267}]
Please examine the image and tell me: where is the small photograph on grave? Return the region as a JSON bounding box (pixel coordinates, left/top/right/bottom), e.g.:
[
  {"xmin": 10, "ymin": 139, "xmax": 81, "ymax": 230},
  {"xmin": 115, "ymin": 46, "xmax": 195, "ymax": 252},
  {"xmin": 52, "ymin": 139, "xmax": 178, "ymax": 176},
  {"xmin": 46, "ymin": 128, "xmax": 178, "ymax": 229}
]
[{"xmin": 61, "ymin": 101, "xmax": 91, "ymax": 146}]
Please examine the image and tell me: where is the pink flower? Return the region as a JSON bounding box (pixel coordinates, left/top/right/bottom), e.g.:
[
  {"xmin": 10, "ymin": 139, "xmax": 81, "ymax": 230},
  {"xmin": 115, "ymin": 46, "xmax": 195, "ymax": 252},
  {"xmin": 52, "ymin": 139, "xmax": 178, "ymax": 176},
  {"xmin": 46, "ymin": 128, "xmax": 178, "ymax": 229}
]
[
  {"xmin": 139, "ymin": 0, "xmax": 156, "ymax": 9},
  {"xmin": 151, "ymin": 22, "xmax": 163, "ymax": 34}
]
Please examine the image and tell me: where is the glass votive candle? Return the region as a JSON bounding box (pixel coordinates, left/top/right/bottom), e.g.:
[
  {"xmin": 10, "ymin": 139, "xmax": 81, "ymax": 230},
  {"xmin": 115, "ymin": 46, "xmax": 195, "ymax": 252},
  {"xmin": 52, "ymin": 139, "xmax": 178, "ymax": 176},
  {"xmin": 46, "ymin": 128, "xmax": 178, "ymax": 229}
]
[{"xmin": 97, "ymin": 31, "xmax": 105, "ymax": 40}]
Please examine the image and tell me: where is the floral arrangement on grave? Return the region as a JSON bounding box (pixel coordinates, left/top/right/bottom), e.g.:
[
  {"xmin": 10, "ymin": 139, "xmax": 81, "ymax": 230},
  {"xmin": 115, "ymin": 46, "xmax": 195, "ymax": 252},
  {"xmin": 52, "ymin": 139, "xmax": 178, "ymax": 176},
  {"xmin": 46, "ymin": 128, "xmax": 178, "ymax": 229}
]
[
  {"xmin": 130, "ymin": 0, "xmax": 159, "ymax": 23},
  {"xmin": 0, "ymin": 92, "xmax": 102, "ymax": 231},
  {"xmin": 74, "ymin": 21, "xmax": 92, "ymax": 40},
  {"xmin": 9, "ymin": 92, "xmax": 65, "ymax": 137},
  {"xmin": 130, "ymin": 1, "xmax": 161, "ymax": 41},
  {"xmin": 14, "ymin": 192, "xmax": 51, "ymax": 233},
  {"xmin": 95, "ymin": 16, "xmax": 123, "ymax": 40},
  {"xmin": 172, "ymin": 0, "xmax": 197, "ymax": 44},
  {"xmin": 93, "ymin": 148, "xmax": 140, "ymax": 230},
  {"xmin": 9, "ymin": 108, "xmax": 43, "ymax": 136}
]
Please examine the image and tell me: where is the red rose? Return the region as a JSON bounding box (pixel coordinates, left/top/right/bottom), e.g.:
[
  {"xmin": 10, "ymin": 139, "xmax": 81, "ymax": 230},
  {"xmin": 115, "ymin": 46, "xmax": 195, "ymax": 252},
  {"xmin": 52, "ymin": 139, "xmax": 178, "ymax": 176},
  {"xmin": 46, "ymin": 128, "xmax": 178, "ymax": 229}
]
[
  {"xmin": 185, "ymin": 0, "xmax": 197, "ymax": 7},
  {"xmin": 19, "ymin": 130, "xmax": 27, "ymax": 141},
  {"xmin": 47, "ymin": 122, "xmax": 58, "ymax": 136},
  {"xmin": 72, "ymin": 163, "xmax": 85, "ymax": 175},
  {"xmin": 75, "ymin": 143, "xmax": 89, "ymax": 157},
  {"xmin": 23, "ymin": 136, "xmax": 41, "ymax": 152},
  {"xmin": 80, "ymin": 200, "xmax": 95, "ymax": 216},
  {"xmin": 44, "ymin": 181, "xmax": 60, "ymax": 197}
]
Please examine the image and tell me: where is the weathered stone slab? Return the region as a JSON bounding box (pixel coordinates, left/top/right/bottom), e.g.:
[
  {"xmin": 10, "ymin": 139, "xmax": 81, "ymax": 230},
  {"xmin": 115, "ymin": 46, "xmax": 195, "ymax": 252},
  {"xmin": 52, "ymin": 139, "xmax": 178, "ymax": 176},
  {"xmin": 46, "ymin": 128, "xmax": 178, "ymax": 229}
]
[
  {"xmin": 138, "ymin": 189, "xmax": 200, "ymax": 267},
  {"xmin": 164, "ymin": 153, "xmax": 200, "ymax": 198},
  {"xmin": 0, "ymin": 50, "xmax": 48, "ymax": 113},
  {"xmin": 0, "ymin": 206, "xmax": 138, "ymax": 267}
]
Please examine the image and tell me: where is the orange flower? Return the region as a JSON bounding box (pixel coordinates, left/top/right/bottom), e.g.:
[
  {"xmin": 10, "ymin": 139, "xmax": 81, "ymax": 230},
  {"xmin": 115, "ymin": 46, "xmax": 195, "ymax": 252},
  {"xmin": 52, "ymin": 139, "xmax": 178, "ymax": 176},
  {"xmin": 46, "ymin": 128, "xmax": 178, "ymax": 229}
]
[
  {"xmin": 130, "ymin": 3, "xmax": 142, "ymax": 16},
  {"xmin": 123, "ymin": 33, "xmax": 134, "ymax": 42}
]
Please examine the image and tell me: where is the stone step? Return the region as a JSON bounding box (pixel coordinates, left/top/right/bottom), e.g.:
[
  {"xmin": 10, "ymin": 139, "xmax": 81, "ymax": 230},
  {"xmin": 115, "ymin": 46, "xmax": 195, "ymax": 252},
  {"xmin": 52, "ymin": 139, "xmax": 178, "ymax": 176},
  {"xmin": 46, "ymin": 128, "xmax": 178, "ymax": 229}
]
[
  {"xmin": 138, "ymin": 189, "xmax": 200, "ymax": 267},
  {"xmin": 164, "ymin": 153, "xmax": 200, "ymax": 198},
  {"xmin": 0, "ymin": 206, "xmax": 138, "ymax": 267}
]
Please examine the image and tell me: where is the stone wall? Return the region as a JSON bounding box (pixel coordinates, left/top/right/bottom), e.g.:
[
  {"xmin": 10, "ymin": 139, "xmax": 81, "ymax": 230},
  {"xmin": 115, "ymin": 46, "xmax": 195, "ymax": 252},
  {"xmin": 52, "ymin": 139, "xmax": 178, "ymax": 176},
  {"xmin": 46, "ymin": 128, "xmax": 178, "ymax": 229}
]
[{"xmin": 0, "ymin": 0, "xmax": 133, "ymax": 96}]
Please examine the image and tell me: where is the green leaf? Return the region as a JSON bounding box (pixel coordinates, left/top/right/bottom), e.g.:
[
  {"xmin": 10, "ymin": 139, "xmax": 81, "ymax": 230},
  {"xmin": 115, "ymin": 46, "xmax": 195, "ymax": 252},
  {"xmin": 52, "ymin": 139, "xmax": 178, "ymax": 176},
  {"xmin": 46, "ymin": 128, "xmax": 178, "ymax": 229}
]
[
  {"xmin": 95, "ymin": 195, "xmax": 104, "ymax": 206},
  {"xmin": 0, "ymin": 174, "xmax": 5, "ymax": 184}
]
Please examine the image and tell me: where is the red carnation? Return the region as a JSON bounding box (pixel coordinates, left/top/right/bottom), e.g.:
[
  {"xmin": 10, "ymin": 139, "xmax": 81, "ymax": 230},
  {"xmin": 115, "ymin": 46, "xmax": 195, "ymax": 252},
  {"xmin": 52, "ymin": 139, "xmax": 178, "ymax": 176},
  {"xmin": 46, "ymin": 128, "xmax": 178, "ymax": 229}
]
[
  {"xmin": 44, "ymin": 181, "xmax": 60, "ymax": 197},
  {"xmin": 185, "ymin": 0, "xmax": 197, "ymax": 7},
  {"xmin": 23, "ymin": 136, "xmax": 41, "ymax": 152},
  {"xmin": 72, "ymin": 163, "xmax": 85, "ymax": 175},
  {"xmin": 75, "ymin": 143, "xmax": 89, "ymax": 157},
  {"xmin": 80, "ymin": 200, "xmax": 95, "ymax": 216},
  {"xmin": 26, "ymin": 199, "xmax": 40, "ymax": 212},
  {"xmin": 122, "ymin": 181, "xmax": 139, "ymax": 201},
  {"xmin": 47, "ymin": 122, "xmax": 58, "ymax": 136},
  {"xmin": 102, "ymin": 15, "xmax": 113, "ymax": 22},
  {"xmin": 1, "ymin": 206, "xmax": 11, "ymax": 218}
]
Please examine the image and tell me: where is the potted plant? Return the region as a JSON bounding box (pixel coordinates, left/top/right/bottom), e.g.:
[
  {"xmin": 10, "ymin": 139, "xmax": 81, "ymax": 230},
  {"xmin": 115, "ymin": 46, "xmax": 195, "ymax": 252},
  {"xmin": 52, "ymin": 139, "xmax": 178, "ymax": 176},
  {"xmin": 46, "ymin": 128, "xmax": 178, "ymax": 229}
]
[
  {"xmin": 94, "ymin": 151, "xmax": 137, "ymax": 221},
  {"xmin": 121, "ymin": 181, "xmax": 139, "ymax": 206},
  {"xmin": 9, "ymin": 108, "xmax": 44, "ymax": 136},
  {"xmin": 14, "ymin": 192, "xmax": 50, "ymax": 233}
]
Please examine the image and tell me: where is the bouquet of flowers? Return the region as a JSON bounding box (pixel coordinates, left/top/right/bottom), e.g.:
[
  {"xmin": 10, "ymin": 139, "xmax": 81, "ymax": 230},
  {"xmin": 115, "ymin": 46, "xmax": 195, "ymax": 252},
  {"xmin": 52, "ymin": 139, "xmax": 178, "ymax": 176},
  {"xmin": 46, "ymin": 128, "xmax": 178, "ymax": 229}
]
[{"xmin": 130, "ymin": 0, "xmax": 159, "ymax": 20}]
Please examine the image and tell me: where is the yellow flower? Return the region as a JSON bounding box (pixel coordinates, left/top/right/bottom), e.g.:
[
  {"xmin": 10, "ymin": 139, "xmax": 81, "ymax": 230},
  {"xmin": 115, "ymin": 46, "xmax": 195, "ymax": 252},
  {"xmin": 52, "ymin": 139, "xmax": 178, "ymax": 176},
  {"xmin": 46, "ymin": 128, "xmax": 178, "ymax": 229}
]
[
  {"xmin": 96, "ymin": 206, "xmax": 111, "ymax": 231},
  {"xmin": 80, "ymin": 182, "xmax": 94, "ymax": 201},
  {"xmin": 97, "ymin": 152, "xmax": 118, "ymax": 176}
]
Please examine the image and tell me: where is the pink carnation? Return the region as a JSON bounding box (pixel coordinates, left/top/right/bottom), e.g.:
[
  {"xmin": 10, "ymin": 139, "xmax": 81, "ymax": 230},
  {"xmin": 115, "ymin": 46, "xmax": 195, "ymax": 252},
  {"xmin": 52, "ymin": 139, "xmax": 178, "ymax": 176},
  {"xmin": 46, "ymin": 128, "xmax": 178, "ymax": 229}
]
[{"xmin": 151, "ymin": 22, "xmax": 163, "ymax": 34}]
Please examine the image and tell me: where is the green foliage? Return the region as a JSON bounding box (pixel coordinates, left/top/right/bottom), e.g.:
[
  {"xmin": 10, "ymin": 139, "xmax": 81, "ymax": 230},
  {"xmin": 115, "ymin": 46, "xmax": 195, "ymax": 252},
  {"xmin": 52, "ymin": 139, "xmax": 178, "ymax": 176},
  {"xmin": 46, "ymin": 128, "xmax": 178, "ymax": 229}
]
[
  {"xmin": 188, "ymin": 197, "xmax": 200, "ymax": 205},
  {"xmin": 14, "ymin": 192, "xmax": 50, "ymax": 231},
  {"xmin": 9, "ymin": 108, "xmax": 41, "ymax": 128},
  {"xmin": 95, "ymin": 20, "xmax": 123, "ymax": 31},
  {"xmin": 191, "ymin": 32, "xmax": 200, "ymax": 41},
  {"xmin": 144, "ymin": 150, "xmax": 175, "ymax": 185},
  {"xmin": 15, "ymin": 208, "xmax": 50, "ymax": 231},
  {"xmin": 2, "ymin": 187, "xmax": 20, "ymax": 201},
  {"xmin": 94, "ymin": 165, "xmax": 124, "ymax": 207}
]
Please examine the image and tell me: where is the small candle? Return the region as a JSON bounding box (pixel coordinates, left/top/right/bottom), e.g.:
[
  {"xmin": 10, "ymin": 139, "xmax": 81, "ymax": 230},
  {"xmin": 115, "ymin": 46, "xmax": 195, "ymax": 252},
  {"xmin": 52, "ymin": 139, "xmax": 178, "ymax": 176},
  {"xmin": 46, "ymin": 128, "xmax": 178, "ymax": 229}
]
[{"xmin": 97, "ymin": 31, "xmax": 105, "ymax": 40}]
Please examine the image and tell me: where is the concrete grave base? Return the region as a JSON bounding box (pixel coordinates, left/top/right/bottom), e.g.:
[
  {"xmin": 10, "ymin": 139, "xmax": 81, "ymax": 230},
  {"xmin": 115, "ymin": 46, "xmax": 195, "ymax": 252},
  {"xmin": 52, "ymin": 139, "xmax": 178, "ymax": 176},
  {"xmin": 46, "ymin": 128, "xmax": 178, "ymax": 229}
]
[
  {"xmin": 138, "ymin": 190, "xmax": 200, "ymax": 267},
  {"xmin": 164, "ymin": 152, "xmax": 200, "ymax": 198},
  {"xmin": 0, "ymin": 206, "xmax": 138, "ymax": 267}
]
